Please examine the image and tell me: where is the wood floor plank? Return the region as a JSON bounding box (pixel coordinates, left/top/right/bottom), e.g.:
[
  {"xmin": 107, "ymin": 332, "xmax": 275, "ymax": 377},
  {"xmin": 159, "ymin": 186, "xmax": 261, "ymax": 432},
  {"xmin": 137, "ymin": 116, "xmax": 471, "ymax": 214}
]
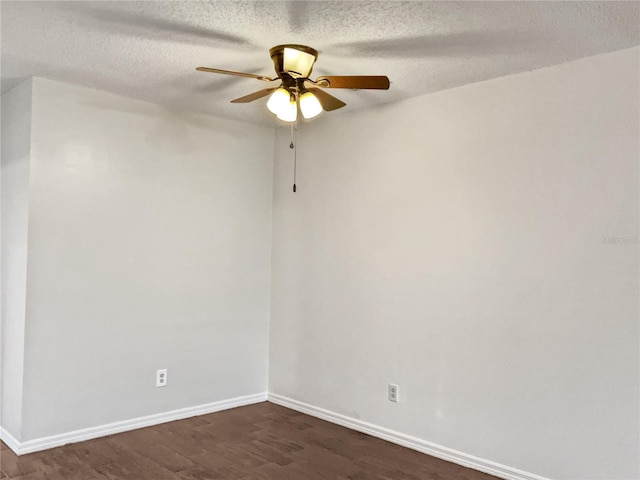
[
  {"xmin": 1, "ymin": 402, "xmax": 500, "ymax": 480},
  {"xmin": 0, "ymin": 449, "xmax": 40, "ymax": 478},
  {"xmin": 137, "ymin": 443, "xmax": 195, "ymax": 473}
]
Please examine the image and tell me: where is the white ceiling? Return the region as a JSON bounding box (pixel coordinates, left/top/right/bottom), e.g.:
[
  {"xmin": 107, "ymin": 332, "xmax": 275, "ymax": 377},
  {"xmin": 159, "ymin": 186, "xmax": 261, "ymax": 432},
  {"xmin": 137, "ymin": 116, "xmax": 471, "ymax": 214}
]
[{"xmin": 2, "ymin": 1, "xmax": 639, "ymax": 126}]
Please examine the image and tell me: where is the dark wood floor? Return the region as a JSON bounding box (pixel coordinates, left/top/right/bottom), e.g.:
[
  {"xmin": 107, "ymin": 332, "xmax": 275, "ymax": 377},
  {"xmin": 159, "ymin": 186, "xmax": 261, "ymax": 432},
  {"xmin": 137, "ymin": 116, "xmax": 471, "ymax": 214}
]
[{"xmin": 0, "ymin": 402, "xmax": 498, "ymax": 480}]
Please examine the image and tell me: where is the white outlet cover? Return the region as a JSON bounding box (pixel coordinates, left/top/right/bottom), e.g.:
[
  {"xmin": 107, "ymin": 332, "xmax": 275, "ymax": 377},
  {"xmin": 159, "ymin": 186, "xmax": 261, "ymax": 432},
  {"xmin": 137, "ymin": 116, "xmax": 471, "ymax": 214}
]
[
  {"xmin": 156, "ymin": 369, "xmax": 167, "ymax": 387},
  {"xmin": 389, "ymin": 383, "xmax": 399, "ymax": 402}
]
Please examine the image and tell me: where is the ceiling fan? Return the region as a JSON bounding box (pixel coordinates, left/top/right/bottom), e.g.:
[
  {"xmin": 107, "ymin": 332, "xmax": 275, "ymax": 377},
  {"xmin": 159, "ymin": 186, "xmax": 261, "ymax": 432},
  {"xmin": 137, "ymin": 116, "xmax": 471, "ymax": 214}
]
[{"xmin": 196, "ymin": 44, "xmax": 390, "ymax": 122}]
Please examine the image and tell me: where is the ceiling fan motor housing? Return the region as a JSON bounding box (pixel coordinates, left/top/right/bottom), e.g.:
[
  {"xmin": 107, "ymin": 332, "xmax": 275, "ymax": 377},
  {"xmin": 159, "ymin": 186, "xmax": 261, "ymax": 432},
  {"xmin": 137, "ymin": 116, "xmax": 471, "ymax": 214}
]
[{"xmin": 269, "ymin": 44, "xmax": 319, "ymax": 78}]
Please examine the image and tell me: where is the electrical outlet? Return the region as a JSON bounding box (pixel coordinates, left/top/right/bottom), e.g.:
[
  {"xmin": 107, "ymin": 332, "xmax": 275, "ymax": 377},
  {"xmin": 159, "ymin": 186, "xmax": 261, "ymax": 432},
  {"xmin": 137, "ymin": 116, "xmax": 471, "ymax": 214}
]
[
  {"xmin": 388, "ymin": 383, "xmax": 399, "ymax": 402},
  {"xmin": 156, "ymin": 369, "xmax": 167, "ymax": 387}
]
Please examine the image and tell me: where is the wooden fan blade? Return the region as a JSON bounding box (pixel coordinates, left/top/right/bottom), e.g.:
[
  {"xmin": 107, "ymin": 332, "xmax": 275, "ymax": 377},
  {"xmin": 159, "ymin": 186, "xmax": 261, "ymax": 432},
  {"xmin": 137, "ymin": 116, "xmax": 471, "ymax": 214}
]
[
  {"xmin": 230, "ymin": 88, "xmax": 278, "ymax": 103},
  {"xmin": 315, "ymin": 75, "xmax": 390, "ymax": 90},
  {"xmin": 307, "ymin": 88, "xmax": 346, "ymax": 111},
  {"xmin": 196, "ymin": 67, "xmax": 274, "ymax": 82}
]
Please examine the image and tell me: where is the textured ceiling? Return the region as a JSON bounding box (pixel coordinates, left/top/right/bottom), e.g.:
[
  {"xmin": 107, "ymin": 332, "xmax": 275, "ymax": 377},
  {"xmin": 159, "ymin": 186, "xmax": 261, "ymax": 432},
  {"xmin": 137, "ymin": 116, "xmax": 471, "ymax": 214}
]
[{"xmin": 2, "ymin": 1, "xmax": 639, "ymax": 126}]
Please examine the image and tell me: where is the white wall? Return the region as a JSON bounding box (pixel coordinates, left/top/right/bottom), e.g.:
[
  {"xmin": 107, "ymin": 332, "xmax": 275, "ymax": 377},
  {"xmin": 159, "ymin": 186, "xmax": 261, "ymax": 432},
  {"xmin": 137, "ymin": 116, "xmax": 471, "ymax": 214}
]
[
  {"xmin": 269, "ymin": 47, "xmax": 640, "ymax": 480},
  {"xmin": 15, "ymin": 78, "xmax": 274, "ymax": 440},
  {"xmin": 1, "ymin": 79, "xmax": 33, "ymax": 439}
]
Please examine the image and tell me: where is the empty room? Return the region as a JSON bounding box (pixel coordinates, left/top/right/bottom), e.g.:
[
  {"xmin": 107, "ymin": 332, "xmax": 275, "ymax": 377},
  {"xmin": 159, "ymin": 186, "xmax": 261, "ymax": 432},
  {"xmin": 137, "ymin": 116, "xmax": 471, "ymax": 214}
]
[{"xmin": 1, "ymin": 1, "xmax": 638, "ymax": 479}]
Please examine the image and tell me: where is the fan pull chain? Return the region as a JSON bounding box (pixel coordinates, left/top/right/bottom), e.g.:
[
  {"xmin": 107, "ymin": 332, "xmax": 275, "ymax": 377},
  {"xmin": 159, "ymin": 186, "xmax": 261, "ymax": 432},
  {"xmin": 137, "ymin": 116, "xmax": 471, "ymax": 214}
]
[{"xmin": 290, "ymin": 123, "xmax": 297, "ymax": 193}]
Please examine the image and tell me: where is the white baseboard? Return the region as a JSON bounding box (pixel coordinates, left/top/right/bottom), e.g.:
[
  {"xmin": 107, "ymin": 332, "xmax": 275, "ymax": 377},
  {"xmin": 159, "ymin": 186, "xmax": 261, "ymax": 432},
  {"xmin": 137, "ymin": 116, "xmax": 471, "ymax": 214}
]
[
  {"xmin": 0, "ymin": 426, "xmax": 22, "ymax": 454},
  {"xmin": 267, "ymin": 393, "xmax": 549, "ymax": 480},
  {"xmin": 1, "ymin": 392, "xmax": 267, "ymax": 456}
]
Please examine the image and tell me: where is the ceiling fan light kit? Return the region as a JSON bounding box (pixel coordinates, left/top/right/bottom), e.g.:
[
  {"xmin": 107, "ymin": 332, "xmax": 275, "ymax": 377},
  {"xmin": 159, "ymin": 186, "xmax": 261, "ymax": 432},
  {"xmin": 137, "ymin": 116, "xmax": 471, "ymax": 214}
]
[
  {"xmin": 299, "ymin": 91, "xmax": 323, "ymax": 119},
  {"xmin": 277, "ymin": 99, "xmax": 298, "ymax": 122},
  {"xmin": 267, "ymin": 88, "xmax": 293, "ymax": 114},
  {"xmin": 196, "ymin": 44, "xmax": 390, "ymax": 123}
]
